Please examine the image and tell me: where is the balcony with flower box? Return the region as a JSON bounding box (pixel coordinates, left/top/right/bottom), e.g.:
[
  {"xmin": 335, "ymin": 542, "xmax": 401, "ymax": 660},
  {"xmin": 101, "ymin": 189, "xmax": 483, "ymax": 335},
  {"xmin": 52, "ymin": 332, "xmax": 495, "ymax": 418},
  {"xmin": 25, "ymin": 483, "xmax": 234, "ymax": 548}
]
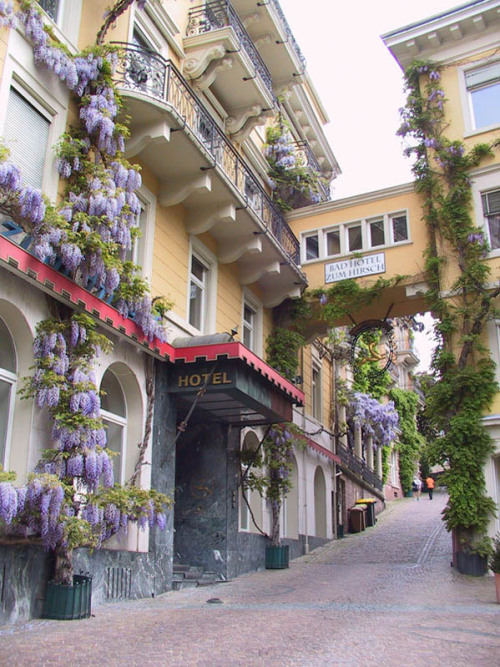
[
  {"xmin": 293, "ymin": 141, "xmax": 330, "ymax": 202},
  {"xmin": 183, "ymin": 1, "xmax": 277, "ymax": 139},
  {"xmin": 112, "ymin": 45, "xmax": 306, "ymax": 307}
]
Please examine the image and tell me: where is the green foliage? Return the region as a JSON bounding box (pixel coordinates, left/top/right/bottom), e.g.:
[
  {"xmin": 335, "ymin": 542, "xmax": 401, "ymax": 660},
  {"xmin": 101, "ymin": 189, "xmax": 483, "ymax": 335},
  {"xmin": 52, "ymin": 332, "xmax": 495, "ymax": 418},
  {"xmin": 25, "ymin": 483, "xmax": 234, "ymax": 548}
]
[
  {"xmin": 0, "ymin": 466, "xmax": 16, "ymax": 483},
  {"xmin": 311, "ymin": 277, "xmax": 405, "ymax": 325},
  {"xmin": 381, "ymin": 445, "xmax": 390, "ymax": 485},
  {"xmin": 264, "ymin": 120, "xmax": 325, "ymax": 211},
  {"xmin": 390, "ymin": 389, "xmax": 423, "ymax": 493},
  {"xmin": 265, "ymin": 327, "xmax": 305, "ymax": 381},
  {"xmin": 489, "ymin": 534, "xmax": 500, "ymax": 573},
  {"xmin": 398, "ymin": 59, "xmax": 500, "ymax": 540},
  {"xmin": 352, "ymin": 332, "xmax": 392, "ymax": 399},
  {"xmin": 243, "ymin": 423, "xmax": 306, "ymax": 546}
]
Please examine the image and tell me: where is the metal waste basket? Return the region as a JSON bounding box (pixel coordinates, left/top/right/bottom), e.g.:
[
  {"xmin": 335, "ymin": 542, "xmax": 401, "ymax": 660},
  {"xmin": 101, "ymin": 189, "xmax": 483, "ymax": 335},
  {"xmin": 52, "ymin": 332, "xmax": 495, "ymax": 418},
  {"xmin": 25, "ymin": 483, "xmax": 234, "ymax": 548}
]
[{"xmin": 355, "ymin": 498, "xmax": 377, "ymax": 527}]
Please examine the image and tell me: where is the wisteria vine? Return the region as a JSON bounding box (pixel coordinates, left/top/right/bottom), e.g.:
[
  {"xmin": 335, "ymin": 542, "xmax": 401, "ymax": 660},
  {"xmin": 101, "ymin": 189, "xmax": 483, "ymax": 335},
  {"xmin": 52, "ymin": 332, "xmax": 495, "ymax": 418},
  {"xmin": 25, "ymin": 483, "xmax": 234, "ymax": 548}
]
[
  {"xmin": 0, "ymin": 0, "xmax": 171, "ymax": 341},
  {"xmin": 0, "ymin": 313, "xmax": 171, "ymax": 584},
  {"xmin": 264, "ymin": 119, "xmax": 323, "ymax": 211},
  {"xmin": 242, "ymin": 423, "xmax": 306, "ymax": 546},
  {"xmin": 0, "ymin": 1, "xmax": 173, "ymax": 585}
]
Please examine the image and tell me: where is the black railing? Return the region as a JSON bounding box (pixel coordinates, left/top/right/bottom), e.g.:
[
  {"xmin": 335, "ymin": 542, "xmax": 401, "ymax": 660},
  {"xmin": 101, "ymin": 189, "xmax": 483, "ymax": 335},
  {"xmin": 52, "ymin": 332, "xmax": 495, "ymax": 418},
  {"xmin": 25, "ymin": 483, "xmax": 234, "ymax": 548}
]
[
  {"xmin": 186, "ymin": 1, "xmax": 275, "ymax": 101},
  {"xmin": 270, "ymin": 0, "xmax": 306, "ymax": 69},
  {"xmin": 113, "ymin": 45, "xmax": 301, "ymax": 265},
  {"xmin": 293, "ymin": 141, "xmax": 330, "ymax": 201},
  {"xmin": 338, "ymin": 443, "xmax": 383, "ymax": 491}
]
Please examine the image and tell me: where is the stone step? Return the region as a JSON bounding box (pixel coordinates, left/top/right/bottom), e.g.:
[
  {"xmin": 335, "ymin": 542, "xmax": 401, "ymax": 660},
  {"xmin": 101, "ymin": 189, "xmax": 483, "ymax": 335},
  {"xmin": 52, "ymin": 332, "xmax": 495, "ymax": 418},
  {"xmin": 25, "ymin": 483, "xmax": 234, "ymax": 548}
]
[{"xmin": 172, "ymin": 579, "xmax": 199, "ymax": 591}]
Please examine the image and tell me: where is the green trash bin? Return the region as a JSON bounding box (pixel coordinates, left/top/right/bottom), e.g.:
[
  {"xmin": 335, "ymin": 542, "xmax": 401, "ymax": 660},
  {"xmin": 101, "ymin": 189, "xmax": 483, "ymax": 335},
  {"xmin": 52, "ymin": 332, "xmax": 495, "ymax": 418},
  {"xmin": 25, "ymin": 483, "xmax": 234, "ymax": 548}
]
[
  {"xmin": 42, "ymin": 574, "xmax": 92, "ymax": 620},
  {"xmin": 355, "ymin": 498, "xmax": 377, "ymax": 527}
]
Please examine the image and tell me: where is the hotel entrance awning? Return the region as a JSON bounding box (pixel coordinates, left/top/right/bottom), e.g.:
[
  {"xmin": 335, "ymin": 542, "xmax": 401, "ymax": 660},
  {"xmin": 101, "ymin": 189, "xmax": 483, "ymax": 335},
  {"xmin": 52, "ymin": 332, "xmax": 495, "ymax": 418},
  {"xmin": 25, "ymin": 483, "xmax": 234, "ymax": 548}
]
[{"xmin": 169, "ymin": 338, "xmax": 304, "ymax": 426}]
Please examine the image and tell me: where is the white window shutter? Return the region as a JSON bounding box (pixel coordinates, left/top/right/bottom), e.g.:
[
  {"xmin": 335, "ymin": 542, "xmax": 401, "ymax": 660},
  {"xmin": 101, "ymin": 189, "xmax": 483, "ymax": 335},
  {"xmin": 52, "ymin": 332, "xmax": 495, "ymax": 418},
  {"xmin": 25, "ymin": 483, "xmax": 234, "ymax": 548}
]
[{"xmin": 3, "ymin": 88, "xmax": 50, "ymax": 189}]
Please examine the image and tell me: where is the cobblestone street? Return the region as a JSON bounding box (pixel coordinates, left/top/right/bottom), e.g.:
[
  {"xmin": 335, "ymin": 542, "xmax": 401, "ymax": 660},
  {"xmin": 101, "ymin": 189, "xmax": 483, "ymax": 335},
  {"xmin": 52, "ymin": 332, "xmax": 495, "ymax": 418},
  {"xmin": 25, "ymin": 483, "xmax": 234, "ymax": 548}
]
[{"xmin": 1, "ymin": 490, "xmax": 498, "ymax": 666}]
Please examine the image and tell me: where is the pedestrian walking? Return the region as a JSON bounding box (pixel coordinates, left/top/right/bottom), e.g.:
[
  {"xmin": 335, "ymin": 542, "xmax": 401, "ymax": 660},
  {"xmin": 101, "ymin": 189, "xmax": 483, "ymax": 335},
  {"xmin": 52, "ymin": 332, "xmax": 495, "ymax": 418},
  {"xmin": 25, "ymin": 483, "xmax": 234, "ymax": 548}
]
[
  {"xmin": 426, "ymin": 475, "xmax": 435, "ymax": 499},
  {"xmin": 412, "ymin": 476, "xmax": 422, "ymax": 500}
]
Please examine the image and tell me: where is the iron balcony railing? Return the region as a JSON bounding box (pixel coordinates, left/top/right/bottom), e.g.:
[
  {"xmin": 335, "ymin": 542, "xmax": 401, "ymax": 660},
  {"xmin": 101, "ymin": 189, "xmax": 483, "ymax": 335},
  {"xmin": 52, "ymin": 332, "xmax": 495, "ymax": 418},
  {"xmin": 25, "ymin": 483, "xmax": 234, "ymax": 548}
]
[
  {"xmin": 338, "ymin": 443, "xmax": 383, "ymax": 491},
  {"xmin": 113, "ymin": 45, "xmax": 301, "ymax": 265},
  {"xmin": 293, "ymin": 141, "xmax": 330, "ymax": 202},
  {"xmin": 186, "ymin": 1, "xmax": 275, "ymax": 101},
  {"xmin": 270, "ymin": 0, "xmax": 306, "ymax": 70}
]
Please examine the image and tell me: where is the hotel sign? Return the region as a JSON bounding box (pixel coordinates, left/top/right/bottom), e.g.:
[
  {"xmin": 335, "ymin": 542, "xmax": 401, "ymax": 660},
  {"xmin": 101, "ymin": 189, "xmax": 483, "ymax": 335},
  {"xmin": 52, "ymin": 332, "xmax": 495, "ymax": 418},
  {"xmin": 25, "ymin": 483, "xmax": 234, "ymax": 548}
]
[{"xmin": 324, "ymin": 253, "xmax": 386, "ymax": 284}]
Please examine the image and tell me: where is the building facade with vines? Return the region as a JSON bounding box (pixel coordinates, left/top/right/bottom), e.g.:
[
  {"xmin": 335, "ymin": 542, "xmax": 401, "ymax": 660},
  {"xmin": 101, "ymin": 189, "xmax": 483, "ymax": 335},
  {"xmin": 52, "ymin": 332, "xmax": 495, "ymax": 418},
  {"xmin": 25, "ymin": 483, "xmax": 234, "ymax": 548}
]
[{"xmin": 0, "ymin": 0, "xmax": 350, "ymax": 623}]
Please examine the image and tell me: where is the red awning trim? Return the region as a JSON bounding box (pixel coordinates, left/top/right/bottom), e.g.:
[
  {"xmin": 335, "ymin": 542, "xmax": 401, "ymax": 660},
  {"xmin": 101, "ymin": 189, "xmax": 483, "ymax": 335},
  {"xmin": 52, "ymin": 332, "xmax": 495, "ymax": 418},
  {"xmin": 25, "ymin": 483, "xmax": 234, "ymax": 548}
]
[
  {"xmin": 0, "ymin": 237, "xmax": 304, "ymax": 405},
  {"xmin": 0, "ymin": 235, "xmax": 176, "ymax": 361},
  {"xmin": 307, "ymin": 438, "xmax": 341, "ymax": 464},
  {"xmin": 175, "ymin": 341, "xmax": 304, "ymax": 404}
]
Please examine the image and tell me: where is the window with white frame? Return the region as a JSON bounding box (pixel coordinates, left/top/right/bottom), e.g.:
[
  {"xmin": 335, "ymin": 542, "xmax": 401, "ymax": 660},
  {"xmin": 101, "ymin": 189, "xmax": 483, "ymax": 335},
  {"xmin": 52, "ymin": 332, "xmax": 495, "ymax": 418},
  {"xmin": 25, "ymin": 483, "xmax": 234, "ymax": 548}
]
[
  {"xmin": 466, "ymin": 62, "xmax": 500, "ymax": 131},
  {"xmin": 38, "ymin": 0, "xmax": 82, "ymax": 48},
  {"xmin": 346, "ymin": 223, "xmax": 362, "ymax": 252},
  {"xmin": 125, "ymin": 187, "xmax": 155, "ymax": 277},
  {"xmin": 3, "ymin": 87, "xmax": 51, "ymax": 189},
  {"xmin": 241, "ymin": 291, "xmax": 262, "ymax": 355},
  {"xmin": 301, "ymin": 211, "xmax": 410, "ymax": 262},
  {"xmin": 0, "ymin": 318, "xmax": 16, "ymax": 468},
  {"xmin": 305, "ymin": 233, "xmax": 319, "ymax": 261},
  {"xmin": 482, "ymin": 189, "xmax": 500, "ymax": 251},
  {"xmin": 39, "ymin": 0, "xmax": 62, "ymax": 23},
  {"xmin": 243, "ymin": 302, "xmax": 256, "ymax": 349},
  {"xmin": 312, "ymin": 361, "xmax": 322, "ymax": 422},
  {"xmin": 187, "ymin": 241, "xmax": 216, "ymax": 333},
  {"xmin": 326, "ymin": 228, "xmax": 340, "ymax": 256},
  {"xmin": 100, "ymin": 369, "xmax": 127, "ymax": 485},
  {"xmin": 369, "ymin": 219, "xmax": 385, "ymax": 247},
  {"xmin": 189, "ymin": 254, "xmax": 209, "ymax": 331},
  {"xmin": 391, "ymin": 214, "xmax": 409, "ymax": 243}
]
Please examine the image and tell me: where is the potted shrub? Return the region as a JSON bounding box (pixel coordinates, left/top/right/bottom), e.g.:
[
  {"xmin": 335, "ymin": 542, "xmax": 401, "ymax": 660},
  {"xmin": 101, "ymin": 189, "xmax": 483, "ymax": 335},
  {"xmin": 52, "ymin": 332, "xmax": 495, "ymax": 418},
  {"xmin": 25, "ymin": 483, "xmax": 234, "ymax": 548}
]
[
  {"xmin": 489, "ymin": 534, "xmax": 500, "ymax": 603},
  {"xmin": 243, "ymin": 423, "xmax": 306, "ymax": 569},
  {"xmin": 456, "ymin": 535, "xmax": 492, "ymax": 577}
]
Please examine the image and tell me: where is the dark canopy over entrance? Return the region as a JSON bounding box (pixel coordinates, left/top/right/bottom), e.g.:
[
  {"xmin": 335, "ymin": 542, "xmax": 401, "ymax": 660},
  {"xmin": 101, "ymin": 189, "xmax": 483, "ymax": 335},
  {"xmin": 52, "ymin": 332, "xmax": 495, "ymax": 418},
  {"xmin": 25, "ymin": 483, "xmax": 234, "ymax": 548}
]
[{"xmin": 170, "ymin": 338, "xmax": 304, "ymax": 426}]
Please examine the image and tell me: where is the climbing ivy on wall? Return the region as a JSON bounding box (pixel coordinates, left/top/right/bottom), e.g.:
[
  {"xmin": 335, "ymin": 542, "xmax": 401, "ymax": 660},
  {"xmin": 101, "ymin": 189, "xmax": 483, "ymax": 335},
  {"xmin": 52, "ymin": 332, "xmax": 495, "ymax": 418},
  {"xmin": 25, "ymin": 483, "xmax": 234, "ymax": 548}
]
[
  {"xmin": 398, "ymin": 60, "xmax": 500, "ymax": 549},
  {"xmin": 389, "ymin": 388, "xmax": 423, "ymax": 494}
]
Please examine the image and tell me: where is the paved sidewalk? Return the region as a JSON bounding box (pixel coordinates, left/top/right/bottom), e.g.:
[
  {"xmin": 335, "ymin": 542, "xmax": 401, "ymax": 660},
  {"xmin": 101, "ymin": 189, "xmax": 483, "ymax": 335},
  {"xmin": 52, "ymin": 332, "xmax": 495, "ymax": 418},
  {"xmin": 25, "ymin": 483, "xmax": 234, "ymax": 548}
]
[{"xmin": 0, "ymin": 490, "xmax": 498, "ymax": 666}]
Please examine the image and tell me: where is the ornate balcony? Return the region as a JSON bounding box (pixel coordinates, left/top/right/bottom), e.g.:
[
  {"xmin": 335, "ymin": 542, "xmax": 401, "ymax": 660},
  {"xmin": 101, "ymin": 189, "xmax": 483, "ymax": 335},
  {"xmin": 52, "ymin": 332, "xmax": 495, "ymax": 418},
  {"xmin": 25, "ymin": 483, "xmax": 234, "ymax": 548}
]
[
  {"xmin": 338, "ymin": 443, "xmax": 383, "ymax": 491},
  {"xmin": 183, "ymin": 1, "xmax": 276, "ymax": 134},
  {"xmin": 231, "ymin": 0, "xmax": 306, "ymax": 91},
  {"xmin": 113, "ymin": 45, "xmax": 305, "ymax": 306},
  {"xmin": 293, "ymin": 141, "xmax": 330, "ymax": 202}
]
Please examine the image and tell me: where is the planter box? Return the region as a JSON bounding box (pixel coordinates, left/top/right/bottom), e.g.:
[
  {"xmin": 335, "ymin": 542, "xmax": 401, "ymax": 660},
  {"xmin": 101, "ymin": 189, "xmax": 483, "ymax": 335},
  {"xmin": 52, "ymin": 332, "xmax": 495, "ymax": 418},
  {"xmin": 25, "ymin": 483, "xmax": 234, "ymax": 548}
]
[
  {"xmin": 42, "ymin": 574, "xmax": 92, "ymax": 620},
  {"xmin": 456, "ymin": 551, "xmax": 488, "ymax": 577},
  {"xmin": 265, "ymin": 545, "xmax": 289, "ymax": 569}
]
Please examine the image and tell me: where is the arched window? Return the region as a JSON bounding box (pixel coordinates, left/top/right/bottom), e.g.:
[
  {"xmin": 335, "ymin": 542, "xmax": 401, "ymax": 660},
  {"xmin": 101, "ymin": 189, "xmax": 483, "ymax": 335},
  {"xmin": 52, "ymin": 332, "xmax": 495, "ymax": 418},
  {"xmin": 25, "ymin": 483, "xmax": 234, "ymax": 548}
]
[
  {"xmin": 0, "ymin": 317, "xmax": 16, "ymax": 467},
  {"xmin": 100, "ymin": 369, "xmax": 127, "ymax": 484}
]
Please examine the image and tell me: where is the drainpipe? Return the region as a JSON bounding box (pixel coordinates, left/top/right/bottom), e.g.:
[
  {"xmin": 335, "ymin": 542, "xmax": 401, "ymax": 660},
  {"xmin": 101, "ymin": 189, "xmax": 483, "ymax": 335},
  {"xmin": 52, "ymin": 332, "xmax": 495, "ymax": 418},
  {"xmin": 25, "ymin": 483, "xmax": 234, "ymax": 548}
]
[{"xmin": 300, "ymin": 345, "xmax": 309, "ymax": 555}]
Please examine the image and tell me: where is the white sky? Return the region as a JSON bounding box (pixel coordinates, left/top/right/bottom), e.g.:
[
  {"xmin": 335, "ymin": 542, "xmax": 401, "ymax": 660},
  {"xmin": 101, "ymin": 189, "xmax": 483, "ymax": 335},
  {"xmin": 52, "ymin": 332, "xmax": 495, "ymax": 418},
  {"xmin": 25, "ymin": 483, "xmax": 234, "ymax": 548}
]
[
  {"xmin": 282, "ymin": 0, "xmax": 462, "ymax": 200},
  {"xmin": 280, "ymin": 0, "xmax": 461, "ymax": 370}
]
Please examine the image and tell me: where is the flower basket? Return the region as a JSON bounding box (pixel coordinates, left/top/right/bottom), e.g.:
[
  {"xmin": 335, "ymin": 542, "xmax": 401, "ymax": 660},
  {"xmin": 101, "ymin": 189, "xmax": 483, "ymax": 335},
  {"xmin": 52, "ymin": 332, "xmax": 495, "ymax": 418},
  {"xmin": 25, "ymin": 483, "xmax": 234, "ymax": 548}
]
[
  {"xmin": 42, "ymin": 574, "xmax": 92, "ymax": 620},
  {"xmin": 265, "ymin": 545, "xmax": 289, "ymax": 569}
]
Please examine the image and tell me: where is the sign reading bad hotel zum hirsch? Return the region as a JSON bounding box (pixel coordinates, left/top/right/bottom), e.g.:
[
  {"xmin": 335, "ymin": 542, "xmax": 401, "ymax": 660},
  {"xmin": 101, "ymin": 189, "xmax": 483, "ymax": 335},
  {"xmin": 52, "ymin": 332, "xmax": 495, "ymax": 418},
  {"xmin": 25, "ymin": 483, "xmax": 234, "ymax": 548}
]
[{"xmin": 325, "ymin": 253, "xmax": 386, "ymax": 284}]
